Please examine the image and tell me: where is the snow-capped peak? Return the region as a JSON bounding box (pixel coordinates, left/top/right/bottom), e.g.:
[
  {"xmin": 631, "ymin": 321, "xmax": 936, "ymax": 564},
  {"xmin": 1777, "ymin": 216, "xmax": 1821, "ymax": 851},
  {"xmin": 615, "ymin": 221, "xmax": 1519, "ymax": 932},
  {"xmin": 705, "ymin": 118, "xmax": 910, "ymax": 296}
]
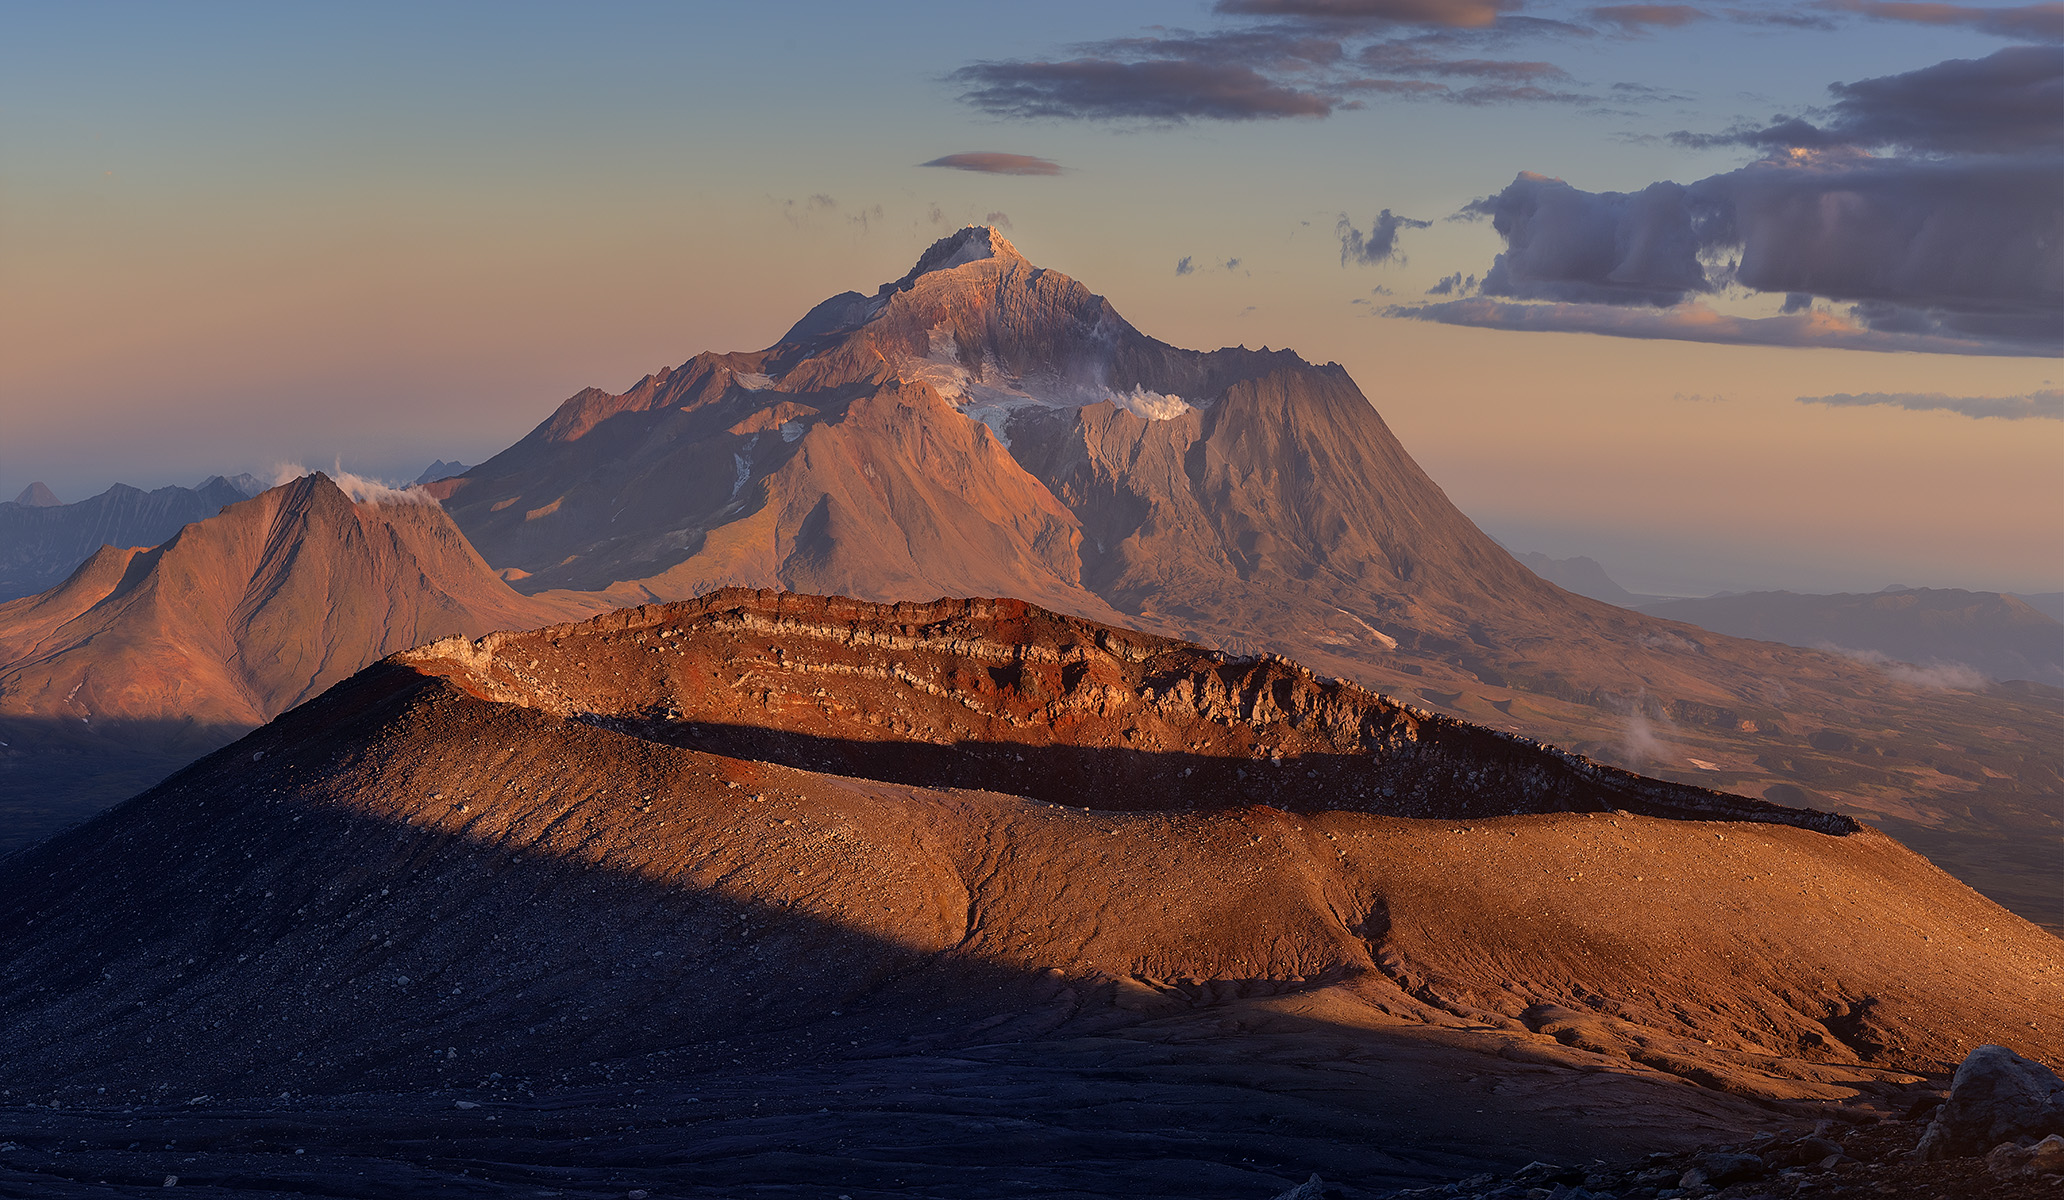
[{"xmin": 884, "ymin": 226, "xmax": 1024, "ymax": 293}]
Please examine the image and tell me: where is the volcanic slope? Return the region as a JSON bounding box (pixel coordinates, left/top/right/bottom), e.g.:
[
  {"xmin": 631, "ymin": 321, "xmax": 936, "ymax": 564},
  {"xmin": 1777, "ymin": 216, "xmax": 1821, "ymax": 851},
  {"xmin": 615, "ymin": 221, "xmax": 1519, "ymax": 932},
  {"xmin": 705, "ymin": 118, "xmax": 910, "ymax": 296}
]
[
  {"xmin": 0, "ymin": 472, "xmax": 605, "ymax": 849},
  {"xmin": 434, "ymin": 225, "xmax": 2063, "ymax": 927},
  {"xmin": 1, "ymin": 590, "xmax": 2055, "ymax": 1197}
]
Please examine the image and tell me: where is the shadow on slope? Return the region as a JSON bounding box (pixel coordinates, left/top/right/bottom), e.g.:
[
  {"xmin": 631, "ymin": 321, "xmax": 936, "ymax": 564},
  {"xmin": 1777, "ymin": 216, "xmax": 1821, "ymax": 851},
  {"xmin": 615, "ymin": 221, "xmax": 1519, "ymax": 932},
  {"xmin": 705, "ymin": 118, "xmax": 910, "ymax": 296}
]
[
  {"xmin": 0, "ymin": 715, "xmax": 252, "ymax": 854},
  {"xmin": 591, "ymin": 715, "xmax": 1857, "ymax": 832},
  {"xmin": 0, "ymin": 674, "xmax": 1819, "ymax": 1198}
]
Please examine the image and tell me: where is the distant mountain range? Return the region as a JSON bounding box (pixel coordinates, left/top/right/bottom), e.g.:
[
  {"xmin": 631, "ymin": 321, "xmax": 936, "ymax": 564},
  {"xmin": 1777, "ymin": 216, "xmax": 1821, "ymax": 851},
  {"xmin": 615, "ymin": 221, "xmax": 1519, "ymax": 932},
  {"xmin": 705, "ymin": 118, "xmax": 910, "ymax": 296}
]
[
  {"xmin": 0, "ymin": 475, "xmax": 262, "ymax": 602},
  {"xmin": 419, "ymin": 226, "xmax": 2059, "ymax": 925},
  {"xmin": 1510, "ymin": 554, "xmax": 2064, "ymax": 688},
  {"xmin": 414, "ymin": 459, "xmax": 469, "ymax": 485},
  {"xmin": 1639, "ymin": 587, "xmax": 2063, "ymax": 689}
]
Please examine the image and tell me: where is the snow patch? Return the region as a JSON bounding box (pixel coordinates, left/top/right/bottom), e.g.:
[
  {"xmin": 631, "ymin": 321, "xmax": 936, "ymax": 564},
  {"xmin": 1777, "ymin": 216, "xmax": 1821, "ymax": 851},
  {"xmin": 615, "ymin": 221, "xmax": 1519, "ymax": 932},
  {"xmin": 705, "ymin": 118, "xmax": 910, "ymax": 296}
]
[
  {"xmin": 780, "ymin": 420, "xmax": 805, "ymax": 443},
  {"xmin": 732, "ymin": 372, "xmax": 775, "ymax": 391},
  {"xmin": 730, "ymin": 452, "xmax": 752, "ymax": 501},
  {"xmin": 910, "ymin": 325, "xmax": 1198, "ymax": 444},
  {"xmin": 1334, "ymin": 609, "xmax": 1400, "ymax": 650},
  {"xmin": 935, "ymin": 233, "xmax": 1000, "ymax": 271}
]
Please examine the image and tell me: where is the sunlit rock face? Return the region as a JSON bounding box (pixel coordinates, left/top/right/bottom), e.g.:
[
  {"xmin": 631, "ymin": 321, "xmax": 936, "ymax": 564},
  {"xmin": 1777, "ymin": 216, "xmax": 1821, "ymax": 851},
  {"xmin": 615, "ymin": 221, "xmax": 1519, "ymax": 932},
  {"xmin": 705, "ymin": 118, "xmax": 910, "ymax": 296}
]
[
  {"xmin": 1, "ymin": 587, "xmax": 2050, "ymax": 1118},
  {"xmin": 429, "ymin": 228, "xmax": 2064, "ymax": 932}
]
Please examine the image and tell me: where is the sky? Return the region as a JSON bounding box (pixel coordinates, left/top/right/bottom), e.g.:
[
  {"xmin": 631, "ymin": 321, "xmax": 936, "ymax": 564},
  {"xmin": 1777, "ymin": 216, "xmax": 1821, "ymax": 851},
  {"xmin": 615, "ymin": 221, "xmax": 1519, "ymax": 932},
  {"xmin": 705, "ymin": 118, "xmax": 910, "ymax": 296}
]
[{"xmin": 3, "ymin": 0, "xmax": 2059, "ymax": 595}]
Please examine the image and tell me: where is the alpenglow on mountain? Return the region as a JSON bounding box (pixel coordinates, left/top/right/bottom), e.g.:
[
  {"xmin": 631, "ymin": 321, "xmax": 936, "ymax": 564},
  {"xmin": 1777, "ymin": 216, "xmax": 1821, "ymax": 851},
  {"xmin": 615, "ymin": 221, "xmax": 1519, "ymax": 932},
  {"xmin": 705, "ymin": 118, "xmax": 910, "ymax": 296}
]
[{"xmin": 430, "ymin": 226, "xmax": 2059, "ymax": 925}]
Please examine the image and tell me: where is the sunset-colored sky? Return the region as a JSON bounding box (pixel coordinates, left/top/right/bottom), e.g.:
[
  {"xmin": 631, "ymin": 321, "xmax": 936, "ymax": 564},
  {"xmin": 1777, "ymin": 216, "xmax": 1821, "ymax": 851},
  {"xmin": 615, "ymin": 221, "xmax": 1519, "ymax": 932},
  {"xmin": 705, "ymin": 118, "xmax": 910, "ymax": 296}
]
[{"xmin": 4, "ymin": 1, "xmax": 2058, "ymax": 594}]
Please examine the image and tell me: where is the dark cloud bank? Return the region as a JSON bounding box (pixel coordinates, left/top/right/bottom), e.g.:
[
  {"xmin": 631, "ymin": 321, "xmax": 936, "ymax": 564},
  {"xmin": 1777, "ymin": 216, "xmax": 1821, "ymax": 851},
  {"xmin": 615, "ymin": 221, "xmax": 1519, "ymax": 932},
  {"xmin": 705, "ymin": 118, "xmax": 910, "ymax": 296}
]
[{"xmin": 1392, "ymin": 46, "xmax": 2064, "ymax": 356}]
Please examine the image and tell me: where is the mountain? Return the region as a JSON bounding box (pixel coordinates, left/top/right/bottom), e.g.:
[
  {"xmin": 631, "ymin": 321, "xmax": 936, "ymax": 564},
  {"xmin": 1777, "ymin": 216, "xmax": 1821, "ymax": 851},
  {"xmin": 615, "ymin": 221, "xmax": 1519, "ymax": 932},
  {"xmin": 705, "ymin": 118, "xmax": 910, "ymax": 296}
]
[
  {"xmin": 415, "ymin": 458, "xmax": 469, "ymax": 485},
  {"xmin": 0, "ymin": 474, "xmax": 261, "ymax": 602},
  {"xmin": 428, "ymin": 227, "xmax": 2063, "ymax": 929},
  {"xmin": 1512, "ymin": 549, "xmax": 1648, "ymax": 606},
  {"xmin": 0, "ymin": 473, "xmax": 604, "ymax": 851},
  {"xmin": 2014, "ymin": 591, "xmax": 2064, "ymax": 624},
  {"xmin": 1640, "ymin": 586, "xmax": 2064, "ymax": 688},
  {"xmin": 0, "ymin": 589, "xmax": 2051, "ymax": 1196}
]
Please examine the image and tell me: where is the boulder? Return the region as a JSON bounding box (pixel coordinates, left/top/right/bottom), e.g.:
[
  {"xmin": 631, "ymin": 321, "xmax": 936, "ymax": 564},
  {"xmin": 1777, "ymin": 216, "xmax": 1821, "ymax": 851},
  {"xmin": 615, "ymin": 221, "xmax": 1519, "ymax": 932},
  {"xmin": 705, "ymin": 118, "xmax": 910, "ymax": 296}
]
[
  {"xmin": 1687, "ymin": 1151, "xmax": 1764, "ymax": 1185},
  {"xmin": 1916, "ymin": 1044, "xmax": 2064, "ymax": 1160}
]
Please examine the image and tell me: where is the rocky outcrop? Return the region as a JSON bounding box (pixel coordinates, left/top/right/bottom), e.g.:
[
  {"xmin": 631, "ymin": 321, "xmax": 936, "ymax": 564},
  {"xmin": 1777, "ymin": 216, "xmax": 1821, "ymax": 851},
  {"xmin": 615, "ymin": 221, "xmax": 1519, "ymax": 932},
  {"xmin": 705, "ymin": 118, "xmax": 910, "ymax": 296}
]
[
  {"xmin": 405, "ymin": 589, "xmax": 1858, "ymax": 832},
  {"xmin": 1916, "ymin": 1044, "xmax": 2064, "ymax": 1160}
]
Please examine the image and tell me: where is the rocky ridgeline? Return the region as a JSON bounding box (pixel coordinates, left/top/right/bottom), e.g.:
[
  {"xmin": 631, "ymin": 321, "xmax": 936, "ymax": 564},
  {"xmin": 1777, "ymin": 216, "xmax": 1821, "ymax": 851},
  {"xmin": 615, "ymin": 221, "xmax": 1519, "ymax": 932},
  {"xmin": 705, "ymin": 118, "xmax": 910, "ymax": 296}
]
[
  {"xmin": 408, "ymin": 588, "xmax": 1859, "ymax": 833},
  {"xmin": 1352, "ymin": 1045, "xmax": 2064, "ymax": 1200}
]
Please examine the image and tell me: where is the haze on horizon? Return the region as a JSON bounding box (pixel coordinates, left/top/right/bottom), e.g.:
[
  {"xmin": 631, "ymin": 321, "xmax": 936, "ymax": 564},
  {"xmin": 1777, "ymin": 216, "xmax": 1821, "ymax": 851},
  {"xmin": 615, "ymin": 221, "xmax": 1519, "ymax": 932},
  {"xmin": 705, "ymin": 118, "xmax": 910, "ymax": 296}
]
[{"xmin": 3, "ymin": 0, "xmax": 2058, "ymax": 595}]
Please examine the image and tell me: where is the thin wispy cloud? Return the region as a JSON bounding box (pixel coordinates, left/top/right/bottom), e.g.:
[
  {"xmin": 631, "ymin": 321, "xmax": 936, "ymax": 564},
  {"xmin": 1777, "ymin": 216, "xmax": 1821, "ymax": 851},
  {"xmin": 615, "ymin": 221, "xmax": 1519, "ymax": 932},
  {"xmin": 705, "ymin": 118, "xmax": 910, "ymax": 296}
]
[
  {"xmin": 1820, "ymin": 0, "xmax": 2064, "ymax": 41},
  {"xmin": 1797, "ymin": 389, "xmax": 2064, "ymax": 420},
  {"xmin": 947, "ymin": 3, "xmax": 1644, "ymax": 124},
  {"xmin": 1827, "ymin": 645, "xmax": 1989, "ymax": 689},
  {"xmin": 951, "ymin": 58, "xmax": 1335, "ymax": 122},
  {"xmin": 1389, "ymin": 296, "xmax": 2051, "ymax": 355},
  {"xmin": 919, "ymin": 152, "xmax": 1065, "ymax": 176},
  {"xmin": 1589, "ymin": 4, "xmax": 1714, "ymax": 32},
  {"xmin": 1215, "ymin": 0, "xmax": 1520, "ymax": 26}
]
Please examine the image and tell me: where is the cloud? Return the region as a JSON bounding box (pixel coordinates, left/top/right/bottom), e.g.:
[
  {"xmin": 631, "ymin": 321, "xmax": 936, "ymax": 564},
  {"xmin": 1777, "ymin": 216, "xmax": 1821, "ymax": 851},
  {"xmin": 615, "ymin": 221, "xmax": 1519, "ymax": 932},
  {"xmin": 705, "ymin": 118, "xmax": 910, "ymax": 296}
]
[
  {"xmin": 1469, "ymin": 172, "xmax": 1713, "ymax": 305},
  {"xmin": 1826, "ymin": 645, "xmax": 1988, "ymax": 689},
  {"xmin": 1724, "ymin": 7, "xmax": 1840, "ymax": 28},
  {"xmin": 1797, "ymin": 388, "xmax": 2064, "ymax": 419},
  {"xmin": 1359, "ymin": 42, "xmax": 1571, "ymax": 79},
  {"xmin": 1673, "ymin": 390, "xmax": 1729, "ymax": 401},
  {"xmin": 1388, "ymin": 295, "xmax": 2052, "ymax": 354},
  {"xmin": 920, "ymin": 152, "xmax": 1064, "ymax": 176},
  {"xmin": 1822, "ymin": 0, "xmax": 2064, "ymax": 41},
  {"xmin": 1338, "ymin": 208, "xmax": 1432, "ymax": 264},
  {"xmin": 775, "ymin": 194, "xmax": 839, "ymax": 227},
  {"xmin": 1426, "ymin": 271, "xmax": 1476, "ymax": 294},
  {"xmin": 1590, "ymin": 4, "xmax": 1714, "ymax": 30},
  {"xmin": 270, "ymin": 463, "xmax": 431, "ymax": 506},
  {"xmin": 1177, "ymin": 254, "xmax": 1249, "ymax": 275},
  {"xmin": 1446, "ymin": 82, "xmax": 1595, "ymax": 103},
  {"xmin": 1433, "ymin": 126, "xmax": 2064, "ymax": 352},
  {"xmin": 1214, "ymin": 0, "xmax": 1520, "ymax": 26},
  {"xmin": 950, "ymin": 15, "xmax": 1615, "ymax": 124},
  {"xmin": 985, "ymin": 211, "xmax": 1014, "ymax": 230},
  {"xmin": 1672, "ymin": 46, "xmax": 2063, "ymax": 155},
  {"xmin": 951, "ymin": 58, "xmax": 1334, "ymax": 121}
]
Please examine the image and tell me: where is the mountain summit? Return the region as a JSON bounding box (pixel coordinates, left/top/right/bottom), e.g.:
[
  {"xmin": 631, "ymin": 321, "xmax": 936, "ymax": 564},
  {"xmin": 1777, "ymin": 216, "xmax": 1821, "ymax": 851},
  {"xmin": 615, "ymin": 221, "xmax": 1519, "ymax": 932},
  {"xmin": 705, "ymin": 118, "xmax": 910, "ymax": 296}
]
[{"xmin": 433, "ymin": 229, "xmax": 2062, "ymax": 926}]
